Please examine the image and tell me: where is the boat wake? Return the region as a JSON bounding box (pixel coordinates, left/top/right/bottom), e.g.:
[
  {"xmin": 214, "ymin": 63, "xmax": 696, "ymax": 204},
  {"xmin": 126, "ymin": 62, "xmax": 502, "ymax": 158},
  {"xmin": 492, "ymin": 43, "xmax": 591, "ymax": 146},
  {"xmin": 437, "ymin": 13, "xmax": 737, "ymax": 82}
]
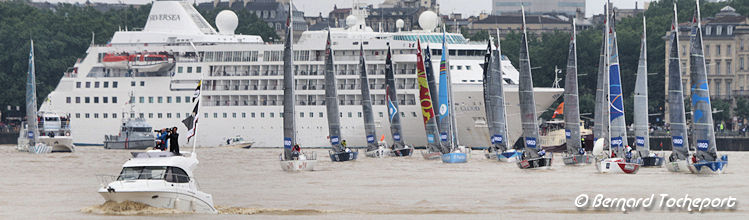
[
  {"xmin": 81, "ymin": 201, "xmax": 184, "ymax": 215},
  {"xmin": 216, "ymin": 206, "xmax": 339, "ymax": 215}
]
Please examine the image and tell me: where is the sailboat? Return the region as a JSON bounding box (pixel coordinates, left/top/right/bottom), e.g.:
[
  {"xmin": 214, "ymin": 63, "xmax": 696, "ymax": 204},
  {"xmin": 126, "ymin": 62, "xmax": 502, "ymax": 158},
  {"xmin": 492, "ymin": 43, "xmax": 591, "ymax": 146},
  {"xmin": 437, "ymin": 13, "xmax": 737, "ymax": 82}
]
[
  {"xmin": 384, "ymin": 44, "xmax": 413, "ymax": 157},
  {"xmin": 97, "ymin": 42, "xmax": 215, "ymax": 214},
  {"xmin": 592, "ymin": 5, "xmax": 609, "ymax": 157},
  {"xmin": 632, "ymin": 16, "xmax": 664, "ymax": 167},
  {"xmin": 484, "ymin": 30, "xmax": 521, "ymax": 162},
  {"xmin": 360, "ymin": 44, "xmax": 389, "ymax": 158},
  {"xmin": 325, "ymin": 31, "xmax": 358, "ymax": 162},
  {"xmin": 562, "ymin": 20, "xmax": 593, "ymax": 165},
  {"xmin": 516, "ymin": 7, "xmax": 552, "ymax": 169},
  {"xmin": 280, "ymin": 2, "xmax": 317, "ymax": 170},
  {"xmin": 596, "ymin": 3, "xmax": 640, "ymax": 174},
  {"xmin": 439, "ymin": 25, "xmax": 470, "ymax": 163},
  {"xmin": 421, "ymin": 44, "xmax": 446, "ymax": 160},
  {"xmin": 686, "ymin": 0, "xmax": 728, "ymax": 174},
  {"xmin": 415, "ymin": 39, "xmax": 442, "ymax": 159},
  {"xmin": 665, "ymin": 2, "xmax": 691, "ymax": 173},
  {"xmin": 17, "ymin": 40, "xmax": 75, "ymax": 154}
]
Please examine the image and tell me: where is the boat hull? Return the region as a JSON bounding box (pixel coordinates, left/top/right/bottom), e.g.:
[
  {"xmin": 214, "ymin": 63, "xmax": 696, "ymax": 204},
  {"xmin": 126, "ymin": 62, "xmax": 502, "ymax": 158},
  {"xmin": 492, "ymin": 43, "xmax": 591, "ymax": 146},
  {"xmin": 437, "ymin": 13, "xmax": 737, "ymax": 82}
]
[
  {"xmin": 390, "ymin": 148, "xmax": 413, "ymax": 157},
  {"xmin": 596, "ymin": 158, "xmax": 640, "ymax": 174},
  {"xmin": 666, "ymin": 159, "xmax": 691, "ymax": 173},
  {"xmin": 688, "ymin": 156, "xmax": 728, "ymax": 174},
  {"xmin": 498, "ymin": 150, "xmax": 522, "ymax": 162},
  {"xmin": 329, "ymin": 151, "xmax": 358, "ymax": 162},
  {"xmin": 104, "ymin": 139, "xmax": 155, "ymax": 150},
  {"xmin": 563, "ymin": 154, "xmax": 593, "ymax": 165},
  {"xmin": 23, "ymin": 136, "xmax": 75, "ymax": 153},
  {"xmin": 280, "ymin": 159, "xmax": 317, "ymax": 172},
  {"xmin": 517, "ymin": 157, "xmax": 553, "ymax": 169},
  {"xmin": 636, "ymin": 156, "xmax": 665, "ymax": 167},
  {"xmin": 365, "ymin": 148, "xmax": 391, "ymax": 158},
  {"xmin": 97, "ymin": 189, "xmax": 216, "ymax": 214},
  {"xmin": 442, "ymin": 152, "xmax": 468, "ymax": 163},
  {"xmin": 421, "ymin": 150, "xmax": 442, "ymax": 160}
]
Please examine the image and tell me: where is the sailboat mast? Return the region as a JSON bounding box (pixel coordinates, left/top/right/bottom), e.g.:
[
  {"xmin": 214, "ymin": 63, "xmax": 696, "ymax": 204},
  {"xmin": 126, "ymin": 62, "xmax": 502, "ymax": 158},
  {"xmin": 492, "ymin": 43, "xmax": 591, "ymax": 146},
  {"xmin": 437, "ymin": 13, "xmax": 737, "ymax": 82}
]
[
  {"xmin": 26, "ymin": 40, "xmax": 39, "ymax": 146},
  {"xmin": 496, "ymin": 29, "xmax": 509, "ymax": 151},
  {"xmin": 564, "ymin": 19, "xmax": 582, "ymax": 155},
  {"xmin": 690, "ymin": 0, "xmax": 719, "ymax": 160},
  {"xmin": 668, "ymin": 2, "xmax": 691, "ymax": 160},
  {"xmin": 324, "ymin": 31, "xmax": 343, "ymax": 152},
  {"xmin": 634, "ymin": 16, "xmax": 651, "ymax": 155},
  {"xmin": 385, "ymin": 45, "xmax": 405, "ymax": 147},
  {"xmin": 359, "ymin": 44, "xmax": 378, "ymax": 151},
  {"xmin": 282, "ymin": 1, "xmax": 295, "ymax": 159},
  {"xmin": 518, "ymin": 6, "xmax": 542, "ymax": 157}
]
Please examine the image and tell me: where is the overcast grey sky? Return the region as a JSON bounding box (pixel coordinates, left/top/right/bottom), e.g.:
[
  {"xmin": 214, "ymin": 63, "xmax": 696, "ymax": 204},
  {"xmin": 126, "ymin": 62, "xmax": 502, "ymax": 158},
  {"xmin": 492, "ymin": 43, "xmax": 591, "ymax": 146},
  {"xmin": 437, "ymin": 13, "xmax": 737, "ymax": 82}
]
[{"xmin": 42, "ymin": 0, "xmax": 646, "ymax": 18}]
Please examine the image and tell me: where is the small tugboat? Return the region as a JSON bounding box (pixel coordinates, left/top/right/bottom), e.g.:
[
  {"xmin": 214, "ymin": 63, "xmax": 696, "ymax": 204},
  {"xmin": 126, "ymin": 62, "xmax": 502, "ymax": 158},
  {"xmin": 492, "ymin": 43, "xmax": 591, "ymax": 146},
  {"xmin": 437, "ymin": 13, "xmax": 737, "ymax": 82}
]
[
  {"xmin": 97, "ymin": 151, "xmax": 217, "ymax": 213},
  {"xmin": 223, "ymin": 136, "xmax": 254, "ymax": 149},
  {"xmin": 104, "ymin": 118, "xmax": 156, "ymax": 150}
]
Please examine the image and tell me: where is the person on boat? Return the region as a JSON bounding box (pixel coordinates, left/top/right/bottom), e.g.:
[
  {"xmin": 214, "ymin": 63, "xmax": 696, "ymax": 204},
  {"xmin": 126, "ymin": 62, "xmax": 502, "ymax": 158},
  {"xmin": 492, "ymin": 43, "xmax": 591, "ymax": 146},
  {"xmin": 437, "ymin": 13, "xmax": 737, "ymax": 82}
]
[
  {"xmin": 341, "ymin": 140, "xmax": 347, "ymax": 148},
  {"xmin": 579, "ymin": 137, "xmax": 586, "ymax": 155},
  {"xmin": 291, "ymin": 144, "xmax": 301, "ymax": 160},
  {"xmin": 537, "ymin": 149, "xmax": 546, "ymax": 157},
  {"xmin": 624, "ymin": 145, "xmax": 633, "ymax": 162},
  {"xmin": 167, "ymin": 127, "xmax": 181, "ymax": 156}
]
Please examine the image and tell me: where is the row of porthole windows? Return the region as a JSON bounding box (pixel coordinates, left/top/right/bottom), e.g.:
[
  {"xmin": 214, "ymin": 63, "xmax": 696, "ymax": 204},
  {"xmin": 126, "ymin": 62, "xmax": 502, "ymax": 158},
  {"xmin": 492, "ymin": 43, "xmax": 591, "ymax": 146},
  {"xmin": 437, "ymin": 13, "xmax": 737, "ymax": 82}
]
[
  {"xmin": 131, "ymin": 96, "xmax": 193, "ymax": 104},
  {"xmin": 66, "ymin": 96, "xmax": 118, "ymax": 104},
  {"xmin": 73, "ymin": 111, "xmax": 421, "ymax": 120},
  {"xmin": 200, "ymin": 111, "xmax": 420, "ymax": 119},
  {"xmin": 74, "ymin": 81, "xmax": 146, "ymax": 88}
]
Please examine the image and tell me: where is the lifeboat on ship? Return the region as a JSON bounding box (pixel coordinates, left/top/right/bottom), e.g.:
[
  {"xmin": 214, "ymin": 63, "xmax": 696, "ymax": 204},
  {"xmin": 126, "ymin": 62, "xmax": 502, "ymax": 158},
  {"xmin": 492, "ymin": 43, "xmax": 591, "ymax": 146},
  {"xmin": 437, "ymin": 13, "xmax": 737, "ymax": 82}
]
[{"xmin": 102, "ymin": 53, "xmax": 175, "ymax": 72}]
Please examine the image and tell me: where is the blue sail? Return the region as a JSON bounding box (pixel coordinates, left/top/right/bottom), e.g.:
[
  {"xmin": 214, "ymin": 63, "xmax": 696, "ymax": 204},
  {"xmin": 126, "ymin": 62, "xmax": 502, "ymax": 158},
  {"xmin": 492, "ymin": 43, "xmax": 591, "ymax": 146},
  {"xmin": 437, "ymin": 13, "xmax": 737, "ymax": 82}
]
[
  {"xmin": 437, "ymin": 32, "xmax": 450, "ymax": 144},
  {"xmin": 608, "ymin": 29, "xmax": 629, "ymax": 154}
]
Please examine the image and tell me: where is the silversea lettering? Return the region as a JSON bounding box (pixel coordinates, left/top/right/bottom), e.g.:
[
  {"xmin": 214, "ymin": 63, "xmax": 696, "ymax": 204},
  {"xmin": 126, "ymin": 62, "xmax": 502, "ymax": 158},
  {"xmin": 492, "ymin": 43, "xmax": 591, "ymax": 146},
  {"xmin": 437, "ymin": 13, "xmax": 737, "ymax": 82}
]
[{"xmin": 149, "ymin": 14, "xmax": 180, "ymax": 21}]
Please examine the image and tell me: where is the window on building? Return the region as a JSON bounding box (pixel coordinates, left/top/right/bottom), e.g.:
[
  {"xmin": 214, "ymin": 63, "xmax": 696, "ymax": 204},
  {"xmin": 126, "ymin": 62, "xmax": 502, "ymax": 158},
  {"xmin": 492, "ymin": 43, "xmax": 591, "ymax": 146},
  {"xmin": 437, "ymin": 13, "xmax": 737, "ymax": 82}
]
[
  {"xmin": 103, "ymin": 97, "xmax": 108, "ymax": 103},
  {"xmin": 705, "ymin": 45, "xmax": 710, "ymax": 57},
  {"xmin": 140, "ymin": 81, "xmax": 145, "ymax": 86},
  {"xmin": 251, "ymin": 112, "xmax": 256, "ymax": 118},
  {"xmin": 94, "ymin": 97, "xmax": 99, "ymax": 103},
  {"xmin": 270, "ymin": 112, "xmax": 274, "ymax": 118},
  {"xmin": 242, "ymin": 112, "xmax": 246, "ymax": 118},
  {"xmin": 727, "ymin": 61, "xmax": 732, "ymax": 74},
  {"xmin": 176, "ymin": 96, "xmax": 181, "ymax": 103},
  {"xmin": 728, "ymin": 45, "xmax": 732, "ymax": 56},
  {"xmin": 103, "ymin": 81, "xmax": 109, "ymax": 88},
  {"xmin": 716, "ymin": 62, "xmax": 721, "ymax": 75},
  {"xmin": 300, "ymin": 112, "xmax": 304, "ymax": 117},
  {"xmin": 85, "ymin": 82, "xmax": 91, "ymax": 88},
  {"xmin": 187, "ymin": 67, "xmax": 193, "ymax": 73},
  {"xmin": 140, "ymin": 113, "xmax": 144, "ymax": 118},
  {"xmin": 113, "ymin": 113, "xmax": 117, "ymax": 118},
  {"xmin": 85, "ymin": 97, "xmax": 90, "ymax": 103},
  {"xmin": 213, "ymin": 112, "xmax": 218, "ymax": 118},
  {"xmin": 716, "ymin": 25, "xmax": 722, "ymax": 35},
  {"xmin": 94, "ymin": 82, "xmax": 99, "ymax": 88},
  {"xmin": 75, "ymin": 113, "xmax": 80, "ymax": 118},
  {"xmin": 148, "ymin": 97, "xmax": 154, "ymax": 103},
  {"xmin": 178, "ymin": 66, "xmax": 183, "ymax": 73},
  {"xmin": 103, "ymin": 113, "xmax": 108, "ymax": 118},
  {"xmin": 158, "ymin": 113, "xmax": 163, "ymax": 118},
  {"xmin": 76, "ymin": 82, "xmax": 81, "ymax": 88},
  {"xmin": 158, "ymin": 97, "xmax": 163, "ymax": 103},
  {"xmin": 85, "ymin": 113, "xmax": 90, "ymax": 118},
  {"xmin": 167, "ymin": 96, "xmax": 172, "ymax": 103},
  {"xmin": 348, "ymin": 112, "xmax": 352, "ymax": 118},
  {"xmin": 319, "ymin": 112, "xmax": 323, "ymax": 117},
  {"xmin": 728, "ymin": 25, "xmax": 734, "ymax": 35},
  {"xmin": 139, "ymin": 97, "xmax": 144, "ymax": 103},
  {"xmin": 717, "ymin": 45, "xmax": 721, "ymax": 56},
  {"xmin": 261, "ymin": 112, "xmax": 265, "ymax": 118},
  {"xmin": 379, "ymin": 112, "xmax": 384, "ymax": 117},
  {"xmin": 131, "ymin": 81, "xmax": 136, "ymax": 86},
  {"xmin": 223, "ymin": 113, "xmax": 227, "ymax": 118},
  {"xmin": 232, "ymin": 112, "xmax": 237, "ymax": 118},
  {"xmin": 741, "ymin": 56, "xmax": 745, "ymax": 70},
  {"xmin": 358, "ymin": 112, "xmax": 362, "ymax": 117},
  {"xmin": 66, "ymin": 97, "xmax": 71, "ymax": 103},
  {"xmin": 167, "ymin": 113, "xmax": 172, "ymax": 118},
  {"xmin": 94, "ymin": 113, "xmax": 99, "ymax": 118},
  {"xmin": 196, "ymin": 67, "xmax": 202, "ymax": 73},
  {"xmin": 726, "ymin": 82, "xmax": 732, "ymax": 97},
  {"xmin": 706, "ymin": 26, "xmax": 712, "ymax": 35},
  {"xmin": 76, "ymin": 97, "xmax": 80, "ymax": 103},
  {"xmin": 149, "ymin": 113, "xmax": 154, "ymax": 118}
]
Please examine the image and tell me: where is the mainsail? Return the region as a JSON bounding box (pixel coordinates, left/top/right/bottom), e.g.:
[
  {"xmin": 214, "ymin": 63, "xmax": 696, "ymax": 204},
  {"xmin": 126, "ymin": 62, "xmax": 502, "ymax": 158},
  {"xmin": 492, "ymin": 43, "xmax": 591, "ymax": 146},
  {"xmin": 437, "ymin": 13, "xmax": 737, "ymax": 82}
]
[
  {"xmin": 668, "ymin": 2, "xmax": 690, "ymax": 161},
  {"xmin": 518, "ymin": 8, "xmax": 542, "ymax": 158},
  {"xmin": 438, "ymin": 27, "xmax": 459, "ymax": 151},
  {"xmin": 385, "ymin": 45, "xmax": 405, "ymax": 148},
  {"xmin": 415, "ymin": 39, "xmax": 441, "ymax": 152},
  {"xmin": 26, "ymin": 40, "xmax": 39, "ymax": 147},
  {"xmin": 608, "ymin": 16, "xmax": 629, "ymax": 156},
  {"xmin": 689, "ymin": 1, "xmax": 719, "ymax": 161},
  {"xmin": 324, "ymin": 31, "xmax": 344, "ymax": 152},
  {"xmin": 594, "ymin": 5, "xmax": 610, "ymax": 151},
  {"xmin": 634, "ymin": 16, "xmax": 652, "ymax": 156},
  {"xmin": 281, "ymin": 5, "xmax": 295, "ymax": 159},
  {"xmin": 424, "ymin": 45, "xmax": 446, "ymax": 152},
  {"xmin": 358, "ymin": 44, "xmax": 378, "ymax": 151},
  {"xmin": 564, "ymin": 22, "xmax": 582, "ymax": 155},
  {"xmin": 486, "ymin": 30, "xmax": 509, "ymax": 153}
]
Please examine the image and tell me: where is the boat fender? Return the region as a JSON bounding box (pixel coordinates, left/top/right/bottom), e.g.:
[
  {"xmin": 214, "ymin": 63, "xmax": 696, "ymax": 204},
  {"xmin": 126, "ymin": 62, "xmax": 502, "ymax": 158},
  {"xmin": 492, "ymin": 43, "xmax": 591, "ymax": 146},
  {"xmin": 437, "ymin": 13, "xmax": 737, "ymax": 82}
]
[{"xmin": 152, "ymin": 195, "xmax": 159, "ymax": 199}]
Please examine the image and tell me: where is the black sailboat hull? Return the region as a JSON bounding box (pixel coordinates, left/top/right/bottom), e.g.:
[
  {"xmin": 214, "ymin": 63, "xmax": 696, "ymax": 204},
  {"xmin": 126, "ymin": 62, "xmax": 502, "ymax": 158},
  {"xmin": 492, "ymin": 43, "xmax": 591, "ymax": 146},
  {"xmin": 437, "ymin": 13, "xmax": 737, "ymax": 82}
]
[
  {"xmin": 329, "ymin": 151, "xmax": 358, "ymax": 162},
  {"xmin": 390, "ymin": 148, "xmax": 413, "ymax": 157},
  {"xmin": 517, "ymin": 157, "xmax": 553, "ymax": 169}
]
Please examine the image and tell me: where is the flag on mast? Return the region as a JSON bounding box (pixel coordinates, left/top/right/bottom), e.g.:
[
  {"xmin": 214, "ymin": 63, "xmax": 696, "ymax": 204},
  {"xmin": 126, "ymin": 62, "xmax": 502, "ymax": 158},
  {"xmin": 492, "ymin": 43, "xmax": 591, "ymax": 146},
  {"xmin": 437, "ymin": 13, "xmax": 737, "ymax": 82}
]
[{"xmin": 183, "ymin": 80, "xmax": 201, "ymax": 142}]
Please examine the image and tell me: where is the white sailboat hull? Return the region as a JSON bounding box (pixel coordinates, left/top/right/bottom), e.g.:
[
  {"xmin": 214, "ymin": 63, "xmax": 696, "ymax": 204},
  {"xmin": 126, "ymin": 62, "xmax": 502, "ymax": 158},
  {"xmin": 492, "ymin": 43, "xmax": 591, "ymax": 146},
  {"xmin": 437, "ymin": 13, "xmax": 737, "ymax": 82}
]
[
  {"xmin": 666, "ymin": 159, "xmax": 691, "ymax": 173},
  {"xmin": 280, "ymin": 159, "xmax": 317, "ymax": 172},
  {"xmin": 596, "ymin": 158, "xmax": 640, "ymax": 174},
  {"xmin": 97, "ymin": 181, "xmax": 216, "ymax": 214}
]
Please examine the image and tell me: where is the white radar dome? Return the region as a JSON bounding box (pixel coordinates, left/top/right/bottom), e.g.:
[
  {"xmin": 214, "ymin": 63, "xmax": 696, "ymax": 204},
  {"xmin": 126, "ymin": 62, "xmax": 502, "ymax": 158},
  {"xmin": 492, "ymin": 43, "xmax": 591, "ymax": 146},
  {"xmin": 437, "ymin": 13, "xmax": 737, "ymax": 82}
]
[
  {"xmin": 396, "ymin": 19, "xmax": 405, "ymax": 30},
  {"xmin": 216, "ymin": 10, "xmax": 238, "ymax": 35},
  {"xmin": 419, "ymin": 11, "xmax": 438, "ymax": 32},
  {"xmin": 346, "ymin": 15, "xmax": 358, "ymax": 27}
]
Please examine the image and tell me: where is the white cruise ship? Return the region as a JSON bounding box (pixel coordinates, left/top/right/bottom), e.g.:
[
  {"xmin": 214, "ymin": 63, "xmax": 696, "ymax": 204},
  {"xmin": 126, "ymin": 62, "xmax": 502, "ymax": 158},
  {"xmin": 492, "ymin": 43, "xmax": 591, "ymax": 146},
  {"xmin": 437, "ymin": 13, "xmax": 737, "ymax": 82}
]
[{"xmin": 40, "ymin": 0, "xmax": 563, "ymax": 148}]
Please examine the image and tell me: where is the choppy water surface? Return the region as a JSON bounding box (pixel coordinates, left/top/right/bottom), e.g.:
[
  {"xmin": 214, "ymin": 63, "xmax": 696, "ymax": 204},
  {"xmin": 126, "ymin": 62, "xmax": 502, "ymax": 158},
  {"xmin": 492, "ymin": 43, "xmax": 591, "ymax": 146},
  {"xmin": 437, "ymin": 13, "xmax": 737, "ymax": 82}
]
[{"xmin": 1, "ymin": 145, "xmax": 747, "ymax": 219}]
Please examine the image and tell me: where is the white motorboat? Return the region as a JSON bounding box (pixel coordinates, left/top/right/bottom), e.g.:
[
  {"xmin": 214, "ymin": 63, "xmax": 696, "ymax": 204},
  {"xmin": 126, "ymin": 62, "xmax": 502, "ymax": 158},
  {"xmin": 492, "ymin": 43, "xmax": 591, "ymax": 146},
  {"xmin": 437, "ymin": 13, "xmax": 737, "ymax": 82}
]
[{"xmin": 97, "ymin": 151, "xmax": 217, "ymax": 214}]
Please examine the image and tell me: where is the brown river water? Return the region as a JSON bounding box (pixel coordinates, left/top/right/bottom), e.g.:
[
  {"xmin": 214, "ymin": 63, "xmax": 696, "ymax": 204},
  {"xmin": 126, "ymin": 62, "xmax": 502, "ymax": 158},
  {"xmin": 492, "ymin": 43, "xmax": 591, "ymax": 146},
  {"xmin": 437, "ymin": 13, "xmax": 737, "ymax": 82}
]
[{"xmin": 1, "ymin": 145, "xmax": 748, "ymax": 219}]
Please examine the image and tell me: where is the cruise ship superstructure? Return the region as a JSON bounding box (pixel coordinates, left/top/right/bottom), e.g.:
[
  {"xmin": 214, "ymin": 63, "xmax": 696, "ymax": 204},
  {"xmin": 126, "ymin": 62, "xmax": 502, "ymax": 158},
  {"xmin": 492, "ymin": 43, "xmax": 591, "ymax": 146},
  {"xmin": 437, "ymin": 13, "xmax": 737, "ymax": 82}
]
[{"xmin": 41, "ymin": 0, "xmax": 563, "ymax": 147}]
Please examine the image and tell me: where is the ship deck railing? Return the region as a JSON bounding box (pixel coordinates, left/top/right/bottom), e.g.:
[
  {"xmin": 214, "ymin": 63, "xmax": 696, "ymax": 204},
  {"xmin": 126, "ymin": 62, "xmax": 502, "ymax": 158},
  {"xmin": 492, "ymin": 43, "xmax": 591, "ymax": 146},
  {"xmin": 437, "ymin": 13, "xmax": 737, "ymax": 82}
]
[{"xmin": 96, "ymin": 173, "xmax": 201, "ymax": 189}]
